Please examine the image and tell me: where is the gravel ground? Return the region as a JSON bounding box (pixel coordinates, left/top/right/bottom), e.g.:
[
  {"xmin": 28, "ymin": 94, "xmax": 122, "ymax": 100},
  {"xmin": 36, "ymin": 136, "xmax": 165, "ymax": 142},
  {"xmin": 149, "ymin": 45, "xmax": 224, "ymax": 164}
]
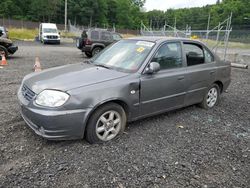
[{"xmin": 0, "ymin": 41, "xmax": 249, "ymax": 188}]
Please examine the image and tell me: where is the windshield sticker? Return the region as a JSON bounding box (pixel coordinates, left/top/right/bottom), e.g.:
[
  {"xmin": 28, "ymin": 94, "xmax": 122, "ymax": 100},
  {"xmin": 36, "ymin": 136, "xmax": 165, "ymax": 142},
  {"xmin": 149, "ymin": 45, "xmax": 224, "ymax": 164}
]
[
  {"xmin": 136, "ymin": 41, "xmax": 154, "ymax": 47},
  {"xmin": 136, "ymin": 47, "xmax": 145, "ymax": 53}
]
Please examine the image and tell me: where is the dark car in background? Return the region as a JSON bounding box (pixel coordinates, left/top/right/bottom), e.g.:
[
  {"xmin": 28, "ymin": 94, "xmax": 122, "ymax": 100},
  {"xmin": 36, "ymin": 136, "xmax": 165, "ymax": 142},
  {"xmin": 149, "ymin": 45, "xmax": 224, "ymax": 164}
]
[
  {"xmin": 76, "ymin": 29, "xmax": 122, "ymax": 57},
  {"xmin": 18, "ymin": 37, "xmax": 231, "ymax": 144},
  {"xmin": 0, "ymin": 30, "xmax": 18, "ymax": 58},
  {"xmin": 0, "ymin": 26, "xmax": 9, "ymax": 39}
]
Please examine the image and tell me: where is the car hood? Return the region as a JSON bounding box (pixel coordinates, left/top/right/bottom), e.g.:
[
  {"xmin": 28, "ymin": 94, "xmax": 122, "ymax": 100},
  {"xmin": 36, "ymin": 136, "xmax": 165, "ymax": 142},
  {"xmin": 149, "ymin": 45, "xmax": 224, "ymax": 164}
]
[{"xmin": 23, "ymin": 63, "xmax": 129, "ymax": 94}]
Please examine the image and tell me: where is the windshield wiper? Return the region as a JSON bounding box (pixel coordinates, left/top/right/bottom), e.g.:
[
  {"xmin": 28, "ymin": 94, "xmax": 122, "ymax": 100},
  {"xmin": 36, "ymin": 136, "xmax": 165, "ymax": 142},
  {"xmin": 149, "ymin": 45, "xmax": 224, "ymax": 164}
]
[{"xmin": 94, "ymin": 64, "xmax": 111, "ymax": 69}]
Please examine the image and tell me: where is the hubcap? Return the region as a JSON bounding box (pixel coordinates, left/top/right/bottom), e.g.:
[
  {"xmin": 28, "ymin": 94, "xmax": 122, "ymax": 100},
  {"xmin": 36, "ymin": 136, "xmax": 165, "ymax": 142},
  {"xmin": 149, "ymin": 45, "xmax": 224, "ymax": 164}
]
[
  {"xmin": 207, "ymin": 87, "xmax": 218, "ymax": 107},
  {"xmin": 96, "ymin": 110, "xmax": 121, "ymax": 141}
]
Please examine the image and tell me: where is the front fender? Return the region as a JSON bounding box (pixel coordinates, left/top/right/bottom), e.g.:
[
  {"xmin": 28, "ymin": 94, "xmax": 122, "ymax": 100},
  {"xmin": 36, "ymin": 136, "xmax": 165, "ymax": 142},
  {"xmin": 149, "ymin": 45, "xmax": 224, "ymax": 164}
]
[{"xmin": 91, "ymin": 43, "xmax": 105, "ymax": 51}]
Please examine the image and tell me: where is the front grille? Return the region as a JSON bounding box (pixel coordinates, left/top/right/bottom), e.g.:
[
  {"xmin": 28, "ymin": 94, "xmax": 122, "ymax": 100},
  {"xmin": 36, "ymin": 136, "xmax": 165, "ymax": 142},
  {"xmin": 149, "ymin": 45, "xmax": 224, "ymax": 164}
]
[
  {"xmin": 47, "ymin": 35, "xmax": 58, "ymax": 39},
  {"xmin": 22, "ymin": 85, "xmax": 35, "ymax": 101}
]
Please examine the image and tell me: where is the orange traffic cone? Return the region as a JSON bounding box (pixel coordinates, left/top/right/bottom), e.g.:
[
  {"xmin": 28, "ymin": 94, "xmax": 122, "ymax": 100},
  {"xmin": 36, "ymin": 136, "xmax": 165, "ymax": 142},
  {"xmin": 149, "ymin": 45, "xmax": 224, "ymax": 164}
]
[
  {"xmin": 34, "ymin": 57, "xmax": 42, "ymax": 72},
  {"xmin": 0, "ymin": 52, "xmax": 8, "ymax": 66}
]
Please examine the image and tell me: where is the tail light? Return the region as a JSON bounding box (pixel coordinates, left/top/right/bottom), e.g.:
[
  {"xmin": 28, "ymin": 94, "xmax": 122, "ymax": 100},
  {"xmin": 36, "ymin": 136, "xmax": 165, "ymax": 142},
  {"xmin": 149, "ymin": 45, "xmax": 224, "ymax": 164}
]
[{"xmin": 85, "ymin": 39, "xmax": 92, "ymax": 45}]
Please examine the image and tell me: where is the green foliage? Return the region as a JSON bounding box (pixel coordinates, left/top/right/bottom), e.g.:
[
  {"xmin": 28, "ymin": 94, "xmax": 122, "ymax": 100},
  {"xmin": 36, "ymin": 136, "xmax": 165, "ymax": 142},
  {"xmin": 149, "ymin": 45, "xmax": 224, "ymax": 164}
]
[
  {"xmin": 0, "ymin": 0, "xmax": 249, "ymax": 30},
  {"xmin": 146, "ymin": 0, "xmax": 250, "ymax": 30}
]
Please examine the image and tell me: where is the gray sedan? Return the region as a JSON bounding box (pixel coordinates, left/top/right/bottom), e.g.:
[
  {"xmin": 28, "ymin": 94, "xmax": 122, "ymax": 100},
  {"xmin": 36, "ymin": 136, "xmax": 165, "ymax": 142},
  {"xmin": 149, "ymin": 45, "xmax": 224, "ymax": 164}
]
[{"xmin": 18, "ymin": 37, "xmax": 231, "ymax": 143}]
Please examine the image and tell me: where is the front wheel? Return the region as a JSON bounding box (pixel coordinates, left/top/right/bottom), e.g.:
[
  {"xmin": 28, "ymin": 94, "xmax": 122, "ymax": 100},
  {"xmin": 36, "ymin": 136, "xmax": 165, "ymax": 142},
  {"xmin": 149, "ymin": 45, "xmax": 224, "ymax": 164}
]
[
  {"xmin": 85, "ymin": 52, "xmax": 92, "ymax": 58},
  {"xmin": 0, "ymin": 46, "xmax": 8, "ymax": 59},
  {"xmin": 91, "ymin": 47, "xmax": 102, "ymax": 57},
  {"xmin": 199, "ymin": 84, "xmax": 220, "ymax": 109},
  {"xmin": 85, "ymin": 103, "xmax": 127, "ymax": 144}
]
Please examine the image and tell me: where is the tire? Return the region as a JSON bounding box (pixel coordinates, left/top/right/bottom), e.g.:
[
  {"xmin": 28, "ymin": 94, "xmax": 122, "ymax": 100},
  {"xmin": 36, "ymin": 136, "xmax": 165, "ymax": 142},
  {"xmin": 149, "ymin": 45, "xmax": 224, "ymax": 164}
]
[
  {"xmin": 85, "ymin": 52, "xmax": 92, "ymax": 58},
  {"xmin": 85, "ymin": 103, "xmax": 127, "ymax": 144},
  {"xmin": 0, "ymin": 46, "xmax": 8, "ymax": 59},
  {"xmin": 199, "ymin": 84, "xmax": 220, "ymax": 109},
  {"xmin": 91, "ymin": 47, "xmax": 103, "ymax": 57}
]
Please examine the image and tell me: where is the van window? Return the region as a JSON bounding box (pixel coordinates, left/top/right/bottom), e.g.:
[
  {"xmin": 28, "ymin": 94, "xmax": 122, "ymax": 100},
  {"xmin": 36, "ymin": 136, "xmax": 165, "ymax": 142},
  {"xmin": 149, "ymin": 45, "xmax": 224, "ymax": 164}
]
[
  {"xmin": 184, "ymin": 43, "xmax": 204, "ymax": 66},
  {"xmin": 151, "ymin": 42, "xmax": 183, "ymax": 70},
  {"xmin": 43, "ymin": 28, "xmax": 57, "ymax": 33}
]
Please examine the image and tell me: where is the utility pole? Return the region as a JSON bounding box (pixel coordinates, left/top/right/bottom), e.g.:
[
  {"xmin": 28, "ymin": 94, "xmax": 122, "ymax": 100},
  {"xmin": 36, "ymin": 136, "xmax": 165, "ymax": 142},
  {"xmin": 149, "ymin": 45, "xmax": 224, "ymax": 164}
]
[{"xmin": 65, "ymin": 0, "xmax": 67, "ymax": 31}]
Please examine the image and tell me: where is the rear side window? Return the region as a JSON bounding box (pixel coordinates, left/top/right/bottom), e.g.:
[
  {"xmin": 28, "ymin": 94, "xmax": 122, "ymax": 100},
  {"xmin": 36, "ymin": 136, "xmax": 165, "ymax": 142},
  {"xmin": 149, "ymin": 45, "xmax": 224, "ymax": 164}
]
[
  {"xmin": 184, "ymin": 43, "xmax": 205, "ymax": 66},
  {"xmin": 91, "ymin": 31, "xmax": 99, "ymax": 40},
  {"xmin": 151, "ymin": 42, "xmax": 183, "ymax": 70},
  {"xmin": 101, "ymin": 31, "xmax": 112, "ymax": 41}
]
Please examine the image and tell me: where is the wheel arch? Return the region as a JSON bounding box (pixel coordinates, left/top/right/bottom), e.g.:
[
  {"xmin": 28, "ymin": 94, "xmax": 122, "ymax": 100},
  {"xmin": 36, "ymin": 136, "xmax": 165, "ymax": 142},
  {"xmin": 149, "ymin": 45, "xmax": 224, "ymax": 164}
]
[
  {"xmin": 91, "ymin": 43, "xmax": 105, "ymax": 51},
  {"xmin": 214, "ymin": 80, "xmax": 223, "ymax": 93},
  {"xmin": 83, "ymin": 99, "xmax": 130, "ymax": 137}
]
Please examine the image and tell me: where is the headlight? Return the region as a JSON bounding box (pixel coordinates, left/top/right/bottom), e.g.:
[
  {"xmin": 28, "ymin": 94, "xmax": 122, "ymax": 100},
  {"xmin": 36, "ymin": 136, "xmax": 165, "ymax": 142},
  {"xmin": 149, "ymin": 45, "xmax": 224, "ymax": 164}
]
[{"xmin": 35, "ymin": 90, "xmax": 69, "ymax": 107}]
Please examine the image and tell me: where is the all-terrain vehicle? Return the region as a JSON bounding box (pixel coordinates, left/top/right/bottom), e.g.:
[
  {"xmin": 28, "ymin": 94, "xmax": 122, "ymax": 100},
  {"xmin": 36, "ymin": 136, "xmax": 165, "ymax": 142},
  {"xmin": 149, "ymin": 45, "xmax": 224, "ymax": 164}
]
[
  {"xmin": 76, "ymin": 29, "xmax": 122, "ymax": 57},
  {"xmin": 0, "ymin": 30, "xmax": 18, "ymax": 58}
]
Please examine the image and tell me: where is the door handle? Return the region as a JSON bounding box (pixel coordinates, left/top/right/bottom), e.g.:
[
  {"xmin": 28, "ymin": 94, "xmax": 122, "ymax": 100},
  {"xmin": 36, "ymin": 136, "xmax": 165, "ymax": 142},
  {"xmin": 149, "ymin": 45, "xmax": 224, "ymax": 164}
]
[{"xmin": 178, "ymin": 76, "xmax": 185, "ymax": 80}]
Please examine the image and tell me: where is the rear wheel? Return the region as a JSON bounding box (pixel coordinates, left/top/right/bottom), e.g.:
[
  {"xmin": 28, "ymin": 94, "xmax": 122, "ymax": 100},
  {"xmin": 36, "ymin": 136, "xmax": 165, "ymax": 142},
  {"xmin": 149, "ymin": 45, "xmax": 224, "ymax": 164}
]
[
  {"xmin": 85, "ymin": 103, "xmax": 127, "ymax": 144},
  {"xmin": 199, "ymin": 84, "xmax": 220, "ymax": 109},
  {"xmin": 0, "ymin": 46, "xmax": 8, "ymax": 59},
  {"xmin": 91, "ymin": 47, "xmax": 102, "ymax": 57}
]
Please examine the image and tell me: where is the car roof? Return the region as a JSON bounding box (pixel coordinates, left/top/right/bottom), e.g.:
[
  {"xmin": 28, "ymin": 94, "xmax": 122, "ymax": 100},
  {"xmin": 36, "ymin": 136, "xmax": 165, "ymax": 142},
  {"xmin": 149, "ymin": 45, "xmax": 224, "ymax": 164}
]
[{"xmin": 127, "ymin": 36, "xmax": 205, "ymax": 45}]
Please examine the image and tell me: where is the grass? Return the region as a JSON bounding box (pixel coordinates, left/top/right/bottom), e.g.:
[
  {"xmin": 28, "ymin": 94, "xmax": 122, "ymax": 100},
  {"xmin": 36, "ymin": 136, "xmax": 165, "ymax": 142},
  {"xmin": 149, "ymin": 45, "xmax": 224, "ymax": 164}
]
[
  {"xmin": 8, "ymin": 28, "xmax": 76, "ymax": 40},
  {"xmin": 9, "ymin": 28, "xmax": 38, "ymax": 40},
  {"xmin": 196, "ymin": 38, "xmax": 250, "ymax": 49}
]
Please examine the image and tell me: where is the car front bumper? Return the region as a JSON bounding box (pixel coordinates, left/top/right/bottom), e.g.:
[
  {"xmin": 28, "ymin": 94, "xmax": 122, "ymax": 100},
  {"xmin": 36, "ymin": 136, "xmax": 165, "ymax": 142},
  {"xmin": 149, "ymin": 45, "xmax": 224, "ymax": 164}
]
[
  {"xmin": 18, "ymin": 90, "xmax": 91, "ymax": 140},
  {"xmin": 44, "ymin": 39, "xmax": 60, "ymax": 44}
]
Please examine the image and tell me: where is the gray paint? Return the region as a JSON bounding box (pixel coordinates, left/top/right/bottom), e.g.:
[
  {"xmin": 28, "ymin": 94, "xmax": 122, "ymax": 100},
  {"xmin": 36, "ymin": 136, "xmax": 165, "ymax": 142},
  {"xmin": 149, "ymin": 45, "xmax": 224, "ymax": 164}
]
[{"xmin": 18, "ymin": 37, "xmax": 231, "ymax": 140}]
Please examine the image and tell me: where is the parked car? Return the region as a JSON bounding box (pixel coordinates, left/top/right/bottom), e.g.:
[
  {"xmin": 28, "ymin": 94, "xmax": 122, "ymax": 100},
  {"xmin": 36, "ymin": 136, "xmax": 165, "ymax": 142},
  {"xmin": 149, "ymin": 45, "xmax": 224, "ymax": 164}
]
[
  {"xmin": 39, "ymin": 23, "xmax": 60, "ymax": 44},
  {"xmin": 18, "ymin": 37, "xmax": 231, "ymax": 143},
  {"xmin": 76, "ymin": 29, "xmax": 122, "ymax": 57},
  {"xmin": 0, "ymin": 26, "xmax": 9, "ymax": 38},
  {"xmin": 0, "ymin": 30, "xmax": 18, "ymax": 58}
]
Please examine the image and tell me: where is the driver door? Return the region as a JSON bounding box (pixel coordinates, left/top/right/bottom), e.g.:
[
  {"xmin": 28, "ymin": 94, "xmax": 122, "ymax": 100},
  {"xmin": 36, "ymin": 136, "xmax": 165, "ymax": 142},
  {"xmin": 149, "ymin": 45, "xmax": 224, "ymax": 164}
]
[{"xmin": 139, "ymin": 42, "xmax": 187, "ymax": 116}]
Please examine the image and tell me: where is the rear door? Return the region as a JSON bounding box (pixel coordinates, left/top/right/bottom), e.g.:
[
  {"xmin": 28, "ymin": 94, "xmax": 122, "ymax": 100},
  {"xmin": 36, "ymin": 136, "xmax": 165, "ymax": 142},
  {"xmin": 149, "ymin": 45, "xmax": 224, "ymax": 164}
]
[
  {"xmin": 183, "ymin": 42, "xmax": 216, "ymax": 106},
  {"xmin": 140, "ymin": 41, "xmax": 188, "ymax": 116}
]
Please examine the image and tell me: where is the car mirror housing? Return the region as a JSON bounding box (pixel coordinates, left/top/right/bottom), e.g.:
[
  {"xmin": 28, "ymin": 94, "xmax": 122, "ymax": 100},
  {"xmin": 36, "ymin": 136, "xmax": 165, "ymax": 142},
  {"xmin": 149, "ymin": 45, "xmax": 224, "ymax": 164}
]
[{"xmin": 145, "ymin": 62, "xmax": 160, "ymax": 74}]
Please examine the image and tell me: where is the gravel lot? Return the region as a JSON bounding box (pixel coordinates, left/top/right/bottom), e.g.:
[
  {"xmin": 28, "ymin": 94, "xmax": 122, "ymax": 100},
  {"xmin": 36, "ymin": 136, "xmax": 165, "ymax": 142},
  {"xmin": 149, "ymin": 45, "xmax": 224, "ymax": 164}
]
[{"xmin": 0, "ymin": 41, "xmax": 249, "ymax": 188}]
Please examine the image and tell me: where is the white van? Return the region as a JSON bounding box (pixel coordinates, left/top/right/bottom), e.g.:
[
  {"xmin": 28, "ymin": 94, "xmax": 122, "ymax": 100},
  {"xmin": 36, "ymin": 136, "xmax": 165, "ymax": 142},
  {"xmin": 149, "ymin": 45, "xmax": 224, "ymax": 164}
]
[{"xmin": 39, "ymin": 23, "xmax": 60, "ymax": 44}]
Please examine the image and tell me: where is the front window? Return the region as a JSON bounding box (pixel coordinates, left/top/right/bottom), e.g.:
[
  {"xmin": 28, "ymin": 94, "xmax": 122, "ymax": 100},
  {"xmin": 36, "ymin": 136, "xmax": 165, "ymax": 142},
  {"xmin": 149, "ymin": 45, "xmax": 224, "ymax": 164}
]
[
  {"xmin": 112, "ymin": 33, "xmax": 122, "ymax": 41},
  {"xmin": 43, "ymin": 28, "xmax": 57, "ymax": 33},
  {"xmin": 91, "ymin": 40, "xmax": 155, "ymax": 72},
  {"xmin": 184, "ymin": 43, "xmax": 205, "ymax": 66},
  {"xmin": 151, "ymin": 42, "xmax": 183, "ymax": 70}
]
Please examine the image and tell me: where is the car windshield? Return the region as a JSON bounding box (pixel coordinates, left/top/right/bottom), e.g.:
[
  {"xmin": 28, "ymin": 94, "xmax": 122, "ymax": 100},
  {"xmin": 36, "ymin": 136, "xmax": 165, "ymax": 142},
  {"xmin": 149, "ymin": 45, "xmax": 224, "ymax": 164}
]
[
  {"xmin": 91, "ymin": 40, "xmax": 155, "ymax": 72},
  {"xmin": 43, "ymin": 28, "xmax": 57, "ymax": 33}
]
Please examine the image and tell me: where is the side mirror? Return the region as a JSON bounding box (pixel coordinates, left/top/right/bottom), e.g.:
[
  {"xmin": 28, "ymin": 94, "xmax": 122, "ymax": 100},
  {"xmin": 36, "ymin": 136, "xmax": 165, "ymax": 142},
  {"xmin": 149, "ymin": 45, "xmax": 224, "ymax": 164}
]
[
  {"xmin": 58, "ymin": 32, "xmax": 61, "ymax": 35},
  {"xmin": 145, "ymin": 62, "xmax": 160, "ymax": 74},
  {"xmin": 0, "ymin": 30, "xmax": 3, "ymax": 37}
]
